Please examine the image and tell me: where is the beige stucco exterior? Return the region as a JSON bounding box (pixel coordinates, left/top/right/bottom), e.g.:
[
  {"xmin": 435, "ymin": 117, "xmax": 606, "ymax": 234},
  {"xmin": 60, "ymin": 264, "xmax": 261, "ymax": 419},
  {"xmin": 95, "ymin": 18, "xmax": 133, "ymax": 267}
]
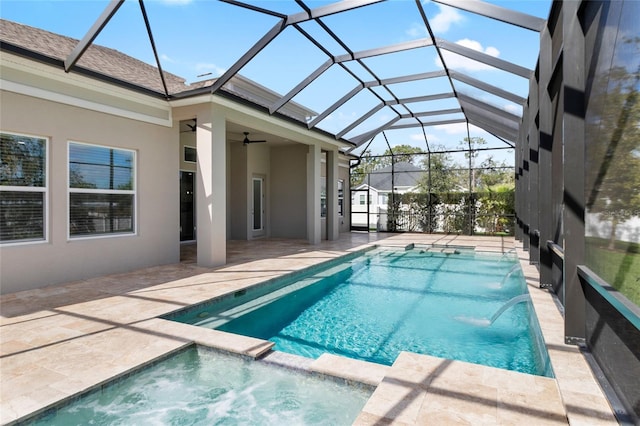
[
  {"xmin": 0, "ymin": 90, "xmax": 179, "ymax": 294},
  {"xmin": 0, "ymin": 52, "xmax": 353, "ymax": 294}
]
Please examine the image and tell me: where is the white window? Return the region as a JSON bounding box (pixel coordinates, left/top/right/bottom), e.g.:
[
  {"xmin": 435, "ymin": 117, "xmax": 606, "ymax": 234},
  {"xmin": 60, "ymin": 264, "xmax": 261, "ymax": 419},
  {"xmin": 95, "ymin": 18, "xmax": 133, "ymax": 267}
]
[
  {"xmin": 0, "ymin": 132, "xmax": 48, "ymax": 244},
  {"xmin": 359, "ymin": 194, "xmax": 366, "ymax": 205},
  {"xmin": 68, "ymin": 142, "xmax": 135, "ymax": 238},
  {"xmin": 321, "ymin": 177, "xmax": 327, "ymax": 218},
  {"xmin": 338, "ymin": 179, "xmax": 344, "ymax": 216},
  {"xmin": 184, "ymin": 146, "xmax": 196, "ymax": 163}
]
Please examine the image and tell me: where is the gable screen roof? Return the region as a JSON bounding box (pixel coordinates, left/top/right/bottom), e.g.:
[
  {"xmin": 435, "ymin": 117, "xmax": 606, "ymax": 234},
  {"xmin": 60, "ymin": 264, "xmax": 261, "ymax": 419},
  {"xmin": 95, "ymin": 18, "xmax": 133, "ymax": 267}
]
[
  {"xmin": 363, "ymin": 162, "xmax": 426, "ymax": 192},
  {"xmin": 0, "ymin": 0, "xmax": 551, "ymax": 155},
  {"xmin": 0, "ymin": 19, "xmax": 189, "ymax": 95}
]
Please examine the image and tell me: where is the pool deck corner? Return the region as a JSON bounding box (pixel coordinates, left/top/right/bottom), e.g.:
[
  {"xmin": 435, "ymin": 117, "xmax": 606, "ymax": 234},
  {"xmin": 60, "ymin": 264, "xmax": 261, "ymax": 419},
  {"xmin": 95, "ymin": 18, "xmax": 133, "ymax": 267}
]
[{"xmin": 0, "ymin": 233, "xmax": 619, "ymax": 425}]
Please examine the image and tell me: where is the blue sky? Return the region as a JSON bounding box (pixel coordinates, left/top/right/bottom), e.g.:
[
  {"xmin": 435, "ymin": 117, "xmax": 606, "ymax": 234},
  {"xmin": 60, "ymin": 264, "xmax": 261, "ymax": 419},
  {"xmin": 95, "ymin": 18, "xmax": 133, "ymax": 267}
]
[{"xmin": 1, "ymin": 0, "xmax": 552, "ymax": 164}]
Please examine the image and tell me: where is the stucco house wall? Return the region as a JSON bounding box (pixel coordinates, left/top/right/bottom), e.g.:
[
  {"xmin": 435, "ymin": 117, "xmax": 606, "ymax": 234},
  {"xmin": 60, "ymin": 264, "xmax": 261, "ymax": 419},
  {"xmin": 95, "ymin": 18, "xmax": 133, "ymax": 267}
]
[
  {"xmin": 0, "ymin": 21, "xmax": 352, "ymax": 293},
  {"xmin": 0, "ymin": 91, "xmax": 179, "ymax": 294},
  {"xmin": 229, "ymin": 142, "xmax": 248, "ymax": 240},
  {"xmin": 270, "ymin": 145, "xmax": 308, "ymax": 238},
  {"xmin": 339, "ymin": 162, "xmax": 351, "ymax": 233},
  {"xmin": 247, "ymin": 143, "xmax": 270, "ymax": 239}
]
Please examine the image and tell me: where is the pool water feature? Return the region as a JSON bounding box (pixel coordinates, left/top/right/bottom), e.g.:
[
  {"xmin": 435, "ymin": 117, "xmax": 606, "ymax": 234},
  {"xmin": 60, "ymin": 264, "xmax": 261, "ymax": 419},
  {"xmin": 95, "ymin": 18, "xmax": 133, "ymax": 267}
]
[
  {"xmin": 29, "ymin": 346, "xmax": 372, "ymax": 425},
  {"xmin": 169, "ymin": 247, "xmax": 553, "ymax": 377}
]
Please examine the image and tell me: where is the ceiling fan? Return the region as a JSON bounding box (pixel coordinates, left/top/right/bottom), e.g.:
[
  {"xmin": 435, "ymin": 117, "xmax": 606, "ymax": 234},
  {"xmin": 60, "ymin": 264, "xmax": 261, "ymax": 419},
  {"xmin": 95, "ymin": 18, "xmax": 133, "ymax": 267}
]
[
  {"xmin": 243, "ymin": 132, "xmax": 266, "ymax": 145},
  {"xmin": 181, "ymin": 119, "xmax": 196, "ymax": 133}
]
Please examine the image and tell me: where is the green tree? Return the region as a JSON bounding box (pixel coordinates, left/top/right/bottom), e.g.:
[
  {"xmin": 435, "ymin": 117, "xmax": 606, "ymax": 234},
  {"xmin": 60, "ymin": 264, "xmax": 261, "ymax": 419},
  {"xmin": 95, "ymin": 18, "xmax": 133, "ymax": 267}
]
[
  {"xmin": 477, "ymin": 183, "xmax": 515, "ymax": 234},
  {"xmin": 476, "ymin": 156, "xmax": 514, "ymax": 189},
  {"xmin": 380, "ymin": 144, "xmax": 424, "ymax": 168},
  {"xmin": 457, "ymin": 136, "xmax": 487, "ymax": 190},
  {"xmin": 0, "ymin": 134, "xmax": 45, "ymax": 187},
  {"xmin": 586, "ymin": 64, "xmax": 640, "ymax": 249},
  {"xmin": 417, "ymin": 146, "xmax": 457, "ymax": 194},
  {"xmin": 350, "ymin": 149, "xmax": 381, "ymax": 187}
]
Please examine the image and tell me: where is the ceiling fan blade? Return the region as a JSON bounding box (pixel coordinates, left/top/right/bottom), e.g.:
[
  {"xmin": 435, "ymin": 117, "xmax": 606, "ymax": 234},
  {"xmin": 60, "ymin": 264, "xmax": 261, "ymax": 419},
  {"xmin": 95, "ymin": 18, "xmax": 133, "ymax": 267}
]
[{"xmin": 242, "ymin": 132, "xmax": 266, "ymax": 144}]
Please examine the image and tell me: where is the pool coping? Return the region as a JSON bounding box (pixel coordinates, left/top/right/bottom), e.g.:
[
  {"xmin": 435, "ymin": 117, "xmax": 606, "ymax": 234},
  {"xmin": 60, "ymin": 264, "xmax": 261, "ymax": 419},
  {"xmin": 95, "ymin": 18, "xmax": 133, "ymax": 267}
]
[
  {"xmin": 0, "ymin": 235, "xmax": 619, "ymax": 425},
  {"xmin": 21, "ymin": 342, "xmax": 379, "ymax": 424},
  {"xmin": 160, "ymin": 245, "xmax": 376, "ymax": 323},
  {"xmin": 515, "ymin": 248, "xmax": 618, "ymax": 425}
]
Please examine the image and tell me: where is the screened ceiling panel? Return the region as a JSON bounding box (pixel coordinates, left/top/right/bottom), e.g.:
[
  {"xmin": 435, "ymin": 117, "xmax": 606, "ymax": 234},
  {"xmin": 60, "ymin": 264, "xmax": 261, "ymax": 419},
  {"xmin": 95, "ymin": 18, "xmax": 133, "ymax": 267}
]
[
  {"xmin": 295, "ymin": 19, "xmax": 350, "ymax": 57},
  {"xmin": 317, "ymin": 1, "xmax": 420, "ymax": 52},
  {"xmin": 456, "ymin": 83, "xmax": 524, "ymax": 115},
  {"xmin": 313, "ymin": 89, "xmax": 382, "ymax": 135},
  {"xmin": 418, "ymin": 112, "xmax": 466, "ymax": 124},
  {"xmin": 428, "ymin": 4, "xmax": 542, "ymax": 69},
  {"xmin": 289, "ymin": 65, "xmax": 362, "ymax": 117},
  {"xmin": 386, "ymin": 76, "xmax": 453, "ymax": 100},
  {"xmin": 359, "ymin": 47, "xmax": 442, "ymax": 81},
  {"xmin": 238, "ymin": 26, "xmax": 329, "ymax": 96},
  {"xmin": 0, "ymin": 0, "xmax": 553, "ymax": 157},
  {"xmin": 340, "ymin": 60, "xmax": 379, "ymax": 83},
  {"xmin": 398, "ymin": 97, "xmax": 459, "ymax": 114},
  {"xmin": 369, "ymin": 85, "xmax": 397, "ymax": 103},
  {"xmin": 341, "ymin": 105, "xmax": 399, "ymax": 140}
]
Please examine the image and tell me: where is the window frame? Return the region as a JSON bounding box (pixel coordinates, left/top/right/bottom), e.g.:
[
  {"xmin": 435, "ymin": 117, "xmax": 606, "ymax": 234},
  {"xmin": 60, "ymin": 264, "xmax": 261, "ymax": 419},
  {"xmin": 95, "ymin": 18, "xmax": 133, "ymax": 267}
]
[
  {"xmin": 0, "ymin": 131, "xmax": 49, "ymax": 246},
  {"xmin": 67, "ymin": 141, "xmax": 137, "ymax": 240},
  {"xmin": 320, "ymin": 176, "xmax": 327, "ymax": 218},
  {"xmin": 338, "ymin": 179, "xmax": 344, "ymax": 217},
  {"xmin": 184, "ymin": 145, "xmax": 196, "ymax": 163}
]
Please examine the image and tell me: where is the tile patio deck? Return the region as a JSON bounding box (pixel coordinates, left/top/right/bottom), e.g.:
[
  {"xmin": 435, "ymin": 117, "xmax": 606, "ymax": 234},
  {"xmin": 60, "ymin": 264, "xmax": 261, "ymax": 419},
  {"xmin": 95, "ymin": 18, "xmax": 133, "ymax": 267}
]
[{"xmin": 0, "ymin": 233, "xmax": 617, "ymax": 424}]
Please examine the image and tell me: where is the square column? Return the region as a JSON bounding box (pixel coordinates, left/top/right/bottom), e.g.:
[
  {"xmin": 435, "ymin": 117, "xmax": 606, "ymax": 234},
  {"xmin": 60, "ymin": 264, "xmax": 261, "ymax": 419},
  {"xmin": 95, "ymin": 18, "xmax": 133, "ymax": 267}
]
[
  {"xmin": 307, "ymin": 144, "xmax": 321, "ymax": 244},
  {"xmin": 326, "ymin": 149, "xmax": 339, "ymax": 240},
  {"xmin": 196, "ymin": 105, "xmax": 226, "ymax": 267},
  {"xmin": 562, "ymin": 0, "xmax": 586, "ymax": 343}
]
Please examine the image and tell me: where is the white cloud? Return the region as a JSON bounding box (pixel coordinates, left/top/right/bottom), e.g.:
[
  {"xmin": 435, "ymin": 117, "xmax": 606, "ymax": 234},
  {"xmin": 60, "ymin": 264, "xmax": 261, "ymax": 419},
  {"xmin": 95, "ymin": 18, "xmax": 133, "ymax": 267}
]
[
  {"xmin": 429, "ymin": 3, "xmax": 464, "ymax": 33},
  {"xmin": 406, "ymin": 23, "xmax": 426, "ymax": 38},
  {"xmin": 434, "ymin": 122, "xmax": 468, "ymax": 134},
  {"xmin": 410, "ymin": 132, "xmax": 440, "ymax": 143},
  {"xmin": 160, "ymin": 54, "xmax": 175, "ymax": 63},
  {"xmin": 405, "ymin": 3, "xmax": 464, "ymax": 39},
  {"xmin": 485, "ymin": 46, "xmax": 500, "ymax": 57},
  {"xmin": 436, "ymin": 38, "xmax": 501, "ymax": 72},
  {"xmin": 195, "ymin": 63, "xmax": 226, "ymax": 77}
]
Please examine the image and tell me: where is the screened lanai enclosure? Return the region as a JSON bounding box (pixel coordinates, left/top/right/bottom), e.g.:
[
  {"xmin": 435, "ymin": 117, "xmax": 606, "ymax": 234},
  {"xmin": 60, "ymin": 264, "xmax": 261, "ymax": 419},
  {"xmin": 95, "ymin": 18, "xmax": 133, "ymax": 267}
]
[
  {"xmin": 1, "ymin": 0, "xmax": 639, "ymax": 422},
  {"xmin": 349, "ymin": 146, "xmax": 515, "ymax": 235}
]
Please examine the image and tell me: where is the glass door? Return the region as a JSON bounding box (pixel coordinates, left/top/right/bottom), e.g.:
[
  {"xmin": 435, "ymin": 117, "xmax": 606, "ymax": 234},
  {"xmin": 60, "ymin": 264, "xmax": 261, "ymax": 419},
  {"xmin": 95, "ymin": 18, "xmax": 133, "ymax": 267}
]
[
  {"xmin": 180, "ymin": 171, "xmax": 195, "ymax": 241},
  {"xmin": 252, "ymin": 176, "xmax": 265, "ymax": 236}
]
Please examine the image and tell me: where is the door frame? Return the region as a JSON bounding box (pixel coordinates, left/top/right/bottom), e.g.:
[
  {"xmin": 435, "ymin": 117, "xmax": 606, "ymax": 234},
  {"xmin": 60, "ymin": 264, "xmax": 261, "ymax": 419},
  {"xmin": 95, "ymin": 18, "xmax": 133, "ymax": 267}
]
[
  {"xmin": 179, "ymin": 170, "xmax": 196, "ymax": 242},
  {"xmin": 251, "ymin": 174, "xmax": 266, "ymax": 238}
]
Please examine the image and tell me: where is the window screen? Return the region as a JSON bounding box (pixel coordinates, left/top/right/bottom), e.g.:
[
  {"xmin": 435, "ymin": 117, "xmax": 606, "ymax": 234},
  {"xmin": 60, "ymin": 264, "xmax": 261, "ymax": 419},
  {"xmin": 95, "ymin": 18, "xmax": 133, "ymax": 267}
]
[
  {"xmin": 68, "ymin": 142, "xmax": 135, "ymax": 237},
  {"xmin": 0, "ymin": 132, "xmax": 47, "ymax": 243}
]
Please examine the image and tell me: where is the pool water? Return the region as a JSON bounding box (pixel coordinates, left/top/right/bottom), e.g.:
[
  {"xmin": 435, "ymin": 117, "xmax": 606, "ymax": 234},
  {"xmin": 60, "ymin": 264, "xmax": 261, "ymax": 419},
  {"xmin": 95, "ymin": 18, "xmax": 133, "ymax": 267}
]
[
  {"xmin": 30, "ymin": 347, "xmax": 371, "ymax": 425},
  {"xmin": 172, "ymin": 247, "xmax": 552, "ymax": 377}
]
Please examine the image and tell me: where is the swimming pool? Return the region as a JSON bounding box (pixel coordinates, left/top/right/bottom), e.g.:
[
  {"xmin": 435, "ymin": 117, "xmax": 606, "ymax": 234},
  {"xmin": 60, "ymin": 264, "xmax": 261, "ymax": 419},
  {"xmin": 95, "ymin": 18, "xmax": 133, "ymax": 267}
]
[
  {"xmin": 29, "ymin": 346, "xmax": 372, "ymax": 425},
  {"xmin": 168, "ymin": 246, "xmax": 553, "ymax": 377}
]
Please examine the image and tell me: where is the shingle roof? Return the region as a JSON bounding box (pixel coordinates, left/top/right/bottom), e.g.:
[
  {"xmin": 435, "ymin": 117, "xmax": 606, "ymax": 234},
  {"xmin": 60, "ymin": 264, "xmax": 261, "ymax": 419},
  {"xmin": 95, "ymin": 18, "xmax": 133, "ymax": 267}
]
[
  {"xmin": 364, "ymin": 162, "xmax": 426, "ymax": 191},
  {"xmin": 0, "ymin": 19, "xmax": 190, "ymax": 95}
]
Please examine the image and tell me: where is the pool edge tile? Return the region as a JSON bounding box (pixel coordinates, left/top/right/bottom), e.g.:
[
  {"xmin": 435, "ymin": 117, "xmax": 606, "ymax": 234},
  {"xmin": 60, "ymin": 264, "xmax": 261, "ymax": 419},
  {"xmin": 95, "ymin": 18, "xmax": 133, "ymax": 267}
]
[
  {"xmin": 136, "ymin": 317, "xmax": 274, "ymax": 359},
  {"xmin": 310, "ymin": 353, "xmax": 390, "ymax": 386}
]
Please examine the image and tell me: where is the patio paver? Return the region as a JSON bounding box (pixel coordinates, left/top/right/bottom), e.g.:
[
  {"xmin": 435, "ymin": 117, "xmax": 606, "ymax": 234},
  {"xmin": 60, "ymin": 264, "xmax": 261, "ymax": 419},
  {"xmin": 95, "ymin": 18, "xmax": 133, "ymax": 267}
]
[{"xmin": 0, "ymin": 233, "xmax": 617, "ymax": 425}]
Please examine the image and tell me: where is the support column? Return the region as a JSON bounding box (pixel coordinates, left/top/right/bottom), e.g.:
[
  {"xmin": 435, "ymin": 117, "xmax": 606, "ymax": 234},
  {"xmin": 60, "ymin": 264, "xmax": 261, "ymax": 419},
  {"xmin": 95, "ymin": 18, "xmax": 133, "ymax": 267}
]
[
  {"xmin": 528, "ymin": 73, "xmax": 540, "ymax": 264},
  {"xmin": 562, "ymin": 0, "xmax": 586, "ymax": 343},
  {"xmin": 539, "ymin": 24, "xmax": 554, "ymax": 287},
  {"xmin": 196, "ymin": 105, "xmax": 226, "ymax": 267},
  {"xmin": 326, "ymin": 149, "xmax": 339, "ymax": 241},
  {"xmin": 307, "ymin": 144, "xmax": 321, "ymax": 244}
]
